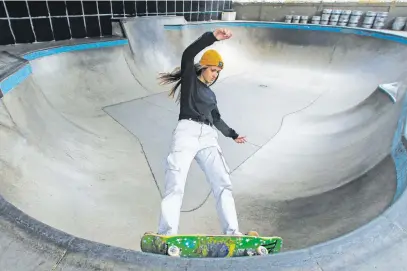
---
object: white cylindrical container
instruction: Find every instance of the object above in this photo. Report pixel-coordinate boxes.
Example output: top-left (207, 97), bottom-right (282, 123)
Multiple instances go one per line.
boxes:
top-left (312, 16), bottom-right (321, 24)
top-left (339, 14), bottom-right (350, 23)
top-left (392, 17), bottom-right (407, 30)
top-left (320, 20), bottom-right (329, 25)
top-left (373, 22), bottom-right (385, 29)
top-left (374, 16), bottom-right (387, 23)
top-left (373, 15), bottom-right (387, 29)
top-left (329, 20), bottom-right (338, 26)
top-left (352, 10), bottom-right (363, 16)
top-left (332, 10), bottom-right (342, 15)
top-left (349, 15), bottom-right (361, 24)
top-left (285, 15), bottom-right (293, 23)
top-left (292, 15), bottom-right (301, 23)
top-left (342, 10), bottom-right (352, 16)
top-left (366, 11), bottom-right (377, 17)
top-left (322, 14), bottom-right (331, 21)
top-left (330, 14), bottom-right (340, 22)
top-left (300, 16), bottom-right (309, 24)
top-left (338, 22), bottom-right (347, 26)
top-left (362, 11), bottom-right (376, 28)
top-left (363, 16), bottom-right (375, 25)
top-left (323, 9), bottom-right (332, 14)
top-left (221, 10), bottom-right (236, 21)
top-left (348, 23), bottom-right (358, 27)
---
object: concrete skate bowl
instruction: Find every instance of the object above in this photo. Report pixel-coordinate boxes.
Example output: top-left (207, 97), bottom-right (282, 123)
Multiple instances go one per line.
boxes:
top-left (0, 19), bottom-right (407, 270)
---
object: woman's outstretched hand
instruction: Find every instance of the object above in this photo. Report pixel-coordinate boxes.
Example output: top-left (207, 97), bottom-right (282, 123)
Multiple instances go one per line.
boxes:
top-left (234, 136), bottom-right (247, 144)
top-left (213, 28), bottom-right (233, 41)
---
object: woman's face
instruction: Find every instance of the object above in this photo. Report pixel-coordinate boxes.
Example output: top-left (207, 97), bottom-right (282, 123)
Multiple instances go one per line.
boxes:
top-left (201, 66), bottom-right (222, 84)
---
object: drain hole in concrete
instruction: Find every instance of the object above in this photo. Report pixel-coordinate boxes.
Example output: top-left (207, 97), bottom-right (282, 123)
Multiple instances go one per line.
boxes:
top-left (259, 84), bottom-right (268, 88)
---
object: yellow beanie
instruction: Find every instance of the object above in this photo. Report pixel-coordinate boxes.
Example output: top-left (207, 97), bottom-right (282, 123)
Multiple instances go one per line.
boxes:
top-left (199, 49), bottom-right (224, 69)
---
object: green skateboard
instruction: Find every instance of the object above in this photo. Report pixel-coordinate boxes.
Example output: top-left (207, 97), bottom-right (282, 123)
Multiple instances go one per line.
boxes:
top-left (140, 231), bottom-right (283, 258)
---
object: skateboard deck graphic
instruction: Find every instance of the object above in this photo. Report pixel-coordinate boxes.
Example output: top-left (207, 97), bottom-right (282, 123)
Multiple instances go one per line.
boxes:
top-left (140, 232), bottom-right (283, 258)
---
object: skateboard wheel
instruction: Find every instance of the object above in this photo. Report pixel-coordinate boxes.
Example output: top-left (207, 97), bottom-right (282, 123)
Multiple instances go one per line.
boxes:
top-left (167, 245), bottom-right (180, 257)
top-left (246, 231), bottom-right (259, 237)
top-left (256, 246), bottom-right (268, 255)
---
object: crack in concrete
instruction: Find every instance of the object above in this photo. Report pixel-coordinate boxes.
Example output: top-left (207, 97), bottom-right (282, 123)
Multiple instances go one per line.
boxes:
top-left (50, 238), bottom-right (75, 271)
top-left (230, 88), bottom-right (327, 175)
top-left (309, 248), bottom-right (325, 271)
top-left (1, 99), bottom-right (24, 137)
top-left (316, 260), bottom-right (325, 271)
top-left (103, 109), bottom-right (163, 202)
top-left (51, 248), bottom-right (68, 271)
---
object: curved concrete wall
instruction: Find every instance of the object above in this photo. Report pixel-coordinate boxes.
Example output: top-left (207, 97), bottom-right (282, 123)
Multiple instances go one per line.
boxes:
top-left (0, 22), bottom-right (406, 270)
top-left (161, 22), bottom-right (407, 201)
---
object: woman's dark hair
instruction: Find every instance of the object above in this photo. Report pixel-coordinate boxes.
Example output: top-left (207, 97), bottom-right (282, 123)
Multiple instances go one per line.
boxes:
top-left (157, 63), bottom-right (219, 103)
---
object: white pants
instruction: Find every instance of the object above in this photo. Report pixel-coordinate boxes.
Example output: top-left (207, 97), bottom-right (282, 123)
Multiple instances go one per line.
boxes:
top-left (157, 119), bottom-right (240, 235)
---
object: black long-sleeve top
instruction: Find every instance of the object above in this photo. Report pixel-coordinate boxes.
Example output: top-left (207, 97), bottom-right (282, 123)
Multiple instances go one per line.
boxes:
top-left (178, 31), bottom-right (239, 140)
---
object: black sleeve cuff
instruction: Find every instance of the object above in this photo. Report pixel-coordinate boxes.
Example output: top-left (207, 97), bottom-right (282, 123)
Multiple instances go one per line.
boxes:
top-left (206, 31), bottom-right (219, 42)
top-left (210, 31), bottom-right (219, 41)
top-left (230, 129), bottom-right (239, 140)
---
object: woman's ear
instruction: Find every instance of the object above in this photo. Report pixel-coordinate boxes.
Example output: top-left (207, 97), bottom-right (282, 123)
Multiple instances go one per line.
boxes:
top-left (196, 66), bottom-right (207, 75)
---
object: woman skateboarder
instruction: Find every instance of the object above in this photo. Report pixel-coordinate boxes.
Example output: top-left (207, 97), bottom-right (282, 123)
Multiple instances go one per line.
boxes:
top-left (156, 28), bottom-right (247, 236)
